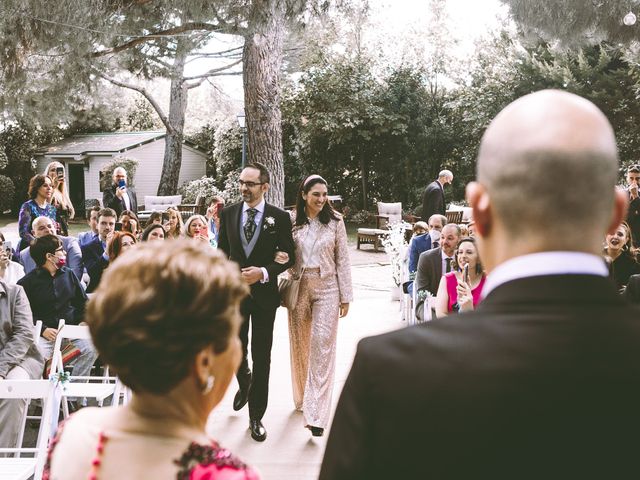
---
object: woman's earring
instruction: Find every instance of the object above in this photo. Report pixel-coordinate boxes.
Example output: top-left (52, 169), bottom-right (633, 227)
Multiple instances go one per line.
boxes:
top-left (201, 375), bottom-right (214, 395)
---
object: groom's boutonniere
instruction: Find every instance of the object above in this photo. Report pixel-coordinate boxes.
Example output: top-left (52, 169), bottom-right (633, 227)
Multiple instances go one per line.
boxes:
top-left (263, 216), bottom-right (276, 231)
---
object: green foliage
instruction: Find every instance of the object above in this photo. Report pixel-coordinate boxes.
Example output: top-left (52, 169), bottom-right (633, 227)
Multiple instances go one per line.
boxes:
top-left (186, 124), bottom-right (218, 177)
top-left (500, 0), bottom-right (639, 48)
top-left (0, 175), bottom-right (15, 213)
top-left (0, 123), bottom-right (64, 212)
top-left (99, 156), bottom-right (139, 191)
top-left (211, 119), bottom-right (243, 186)
top-left (125, 96), bottom-right (163, 132)
top-left (223, 169), bottom-right (242, 204)
top-left (178, 176), bottom-right (226, 204)
top-left (0, 147), bottom-right (7, 171)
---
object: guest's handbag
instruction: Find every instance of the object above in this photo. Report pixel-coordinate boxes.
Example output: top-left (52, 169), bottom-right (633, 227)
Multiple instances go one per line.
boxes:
top-left (43, 342), bottom-right (81, 378)
top-left (278, 232), bottom-right (319, 310)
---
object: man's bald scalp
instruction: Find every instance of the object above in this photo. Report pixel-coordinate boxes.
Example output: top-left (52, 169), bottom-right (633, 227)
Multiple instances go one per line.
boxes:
top-left (476, 90), bottom-right (618, 242)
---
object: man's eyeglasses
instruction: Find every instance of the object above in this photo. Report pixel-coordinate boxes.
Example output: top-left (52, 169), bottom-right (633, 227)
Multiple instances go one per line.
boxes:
top-left (238, 180), bottom-right (263, 188)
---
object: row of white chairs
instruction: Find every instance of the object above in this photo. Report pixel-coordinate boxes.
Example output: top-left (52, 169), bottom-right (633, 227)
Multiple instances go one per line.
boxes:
top-left (0, 320), bottom-right (129, 480)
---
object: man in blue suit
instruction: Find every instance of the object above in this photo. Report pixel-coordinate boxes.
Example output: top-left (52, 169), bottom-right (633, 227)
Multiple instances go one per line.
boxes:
top-left (81, 208), bottom-right (116, 293)
top-left (406, 214), bottom-right (446, 295)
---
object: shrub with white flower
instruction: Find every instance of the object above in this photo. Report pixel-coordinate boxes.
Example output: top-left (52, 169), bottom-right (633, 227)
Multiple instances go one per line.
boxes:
top-left (381, 222), bottom-right (410, 287)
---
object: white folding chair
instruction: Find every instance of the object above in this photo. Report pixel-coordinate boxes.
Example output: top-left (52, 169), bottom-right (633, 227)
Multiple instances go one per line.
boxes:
top-left (50, 320), bottom-right (118, 418)
top-left (14, 322), bottom-right (44, 454)
top-left (0, 380), bottom-right (58, 480)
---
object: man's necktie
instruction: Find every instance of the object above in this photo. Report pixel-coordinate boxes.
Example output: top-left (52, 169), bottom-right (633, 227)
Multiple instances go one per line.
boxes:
top-left (244, 208), bottom-right (258, 242)
top-left (445, 257), bottom-right (452, 273)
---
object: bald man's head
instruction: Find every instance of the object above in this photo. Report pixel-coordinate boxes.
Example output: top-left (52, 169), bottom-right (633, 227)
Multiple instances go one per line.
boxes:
top-left (32, 216), bottom-right (56, 238)
top-left (470, 90), bottom-right (621, 255)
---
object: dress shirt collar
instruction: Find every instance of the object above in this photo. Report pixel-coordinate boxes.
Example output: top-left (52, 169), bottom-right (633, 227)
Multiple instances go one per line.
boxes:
top-left (441, 249), bottom-right (453, 261)
top-left (482, 251), bottom-right (609, 299)
top-left (243, 199), bottom-right (265, 215)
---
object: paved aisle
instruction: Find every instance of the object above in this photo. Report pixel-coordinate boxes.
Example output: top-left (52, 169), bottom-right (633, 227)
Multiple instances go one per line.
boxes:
top-left (207, 250), bottom-right (403, 480)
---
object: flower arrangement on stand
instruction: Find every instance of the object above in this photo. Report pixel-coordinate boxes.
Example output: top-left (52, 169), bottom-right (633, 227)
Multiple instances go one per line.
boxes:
top-left (381, 222), bottom-right (410, 300)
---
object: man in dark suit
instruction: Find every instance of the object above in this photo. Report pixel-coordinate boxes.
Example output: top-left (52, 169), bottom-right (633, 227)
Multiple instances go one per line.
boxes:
top-left (421, 169), bottom-right (452, 221)
top-left (102, 167), bottom-right (138, 217)
top-left (414, 223), bottom-right (460, 321)
top-left (218, 163), bottom-right (295, 442)
top-left (320, 90), bottom-right (639, 479)
top-left (81, 208), bottom-right (116, 293)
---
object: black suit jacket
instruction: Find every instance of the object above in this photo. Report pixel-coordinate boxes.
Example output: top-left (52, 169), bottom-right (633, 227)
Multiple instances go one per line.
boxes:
top-left (421, 180), bottom-right (445, 221)
top-left (81, 237), bottom-right (109, 293)
top-left (218, 201), bottom-right (295, 310)
top-left (320, 274), bottom-right (640, 479)
top-left (102, 184), bottom-right (138, 217)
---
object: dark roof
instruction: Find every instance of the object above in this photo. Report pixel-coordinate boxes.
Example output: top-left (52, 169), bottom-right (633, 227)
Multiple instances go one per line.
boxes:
top-left (37, 132), bottom-right (208, 156)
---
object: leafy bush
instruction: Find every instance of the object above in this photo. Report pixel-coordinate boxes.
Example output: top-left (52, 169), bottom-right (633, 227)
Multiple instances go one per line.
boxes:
top-left (99, 156), bottom-right (138, 191)
top-left (223, 169), bottom-right (241, 204)
top-left (0, 175), bottom-right (15, 213)
top-left (346, 210), bottom-right (375, 225)
top-left (178, 176), bottom-right (226, 205)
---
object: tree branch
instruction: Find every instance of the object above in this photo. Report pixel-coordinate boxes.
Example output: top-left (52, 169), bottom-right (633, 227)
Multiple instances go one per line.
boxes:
top-left (93, 69), bottom-right (173, 133)
top-left (186, 69), bottom-right (243, 89)
top-left (181, 58), bottom-right (242, 82)
top-left (91, 22), bottom-right (221, 58)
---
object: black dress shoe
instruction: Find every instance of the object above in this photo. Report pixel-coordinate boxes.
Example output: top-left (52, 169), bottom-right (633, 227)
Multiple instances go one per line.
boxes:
top-left (233, 388), bottom-right (250, 411)
top-left (308, 426), bottom-right (324, 437)
top-left (249, 419), bottom-right (267, 442)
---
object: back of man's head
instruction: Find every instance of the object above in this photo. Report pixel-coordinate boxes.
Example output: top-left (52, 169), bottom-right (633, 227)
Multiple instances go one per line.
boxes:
top-left (467, 90), bottom-right (624, 268)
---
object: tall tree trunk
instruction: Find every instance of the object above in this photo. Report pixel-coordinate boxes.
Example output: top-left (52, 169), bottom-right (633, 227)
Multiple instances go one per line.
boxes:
top-left (157, 40), bottom-right (188, 195)
top-left (243, 0), bottom-right (286, 207)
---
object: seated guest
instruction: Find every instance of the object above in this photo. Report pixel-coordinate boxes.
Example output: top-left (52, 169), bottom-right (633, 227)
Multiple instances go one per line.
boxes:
top-left (106, 232), bottom-right (137, 261)
top-left (145, 211), bottom-right (163, 228)
top-left (459, 223), bottom-right (469, 237)
top-left (164, 206), bottom-right (183, 239)
top-left (17, 235), bottom-right (97, 379)
top-left (408, 214), bottom-right (446, 275)
top-left (467, 220), bottom-right (476, 237)
top-left (119, 209), bottom-right (141, 238)
top-left (205, 196), bottom-right (225, 244)
top-left (81, 208), bottom-right (116, 293)
top-left (0, 279), bottom-right (44, 449)
top-left (140, 223), bottom-right (166, 242)
top-left (19, 216), bottom-right (84, 281)
top-left (320, 90), bottom-right (640, 480)
top-left (411, 221), bottom-right (428, 238)
top-left (44, 240), bottom-right (258, 479)
top-left (435, 237), bottom-right (486, 317)
top-left (77, 206), bottom-right (100, 248)
top-left (604, 222), bottom-right (640, 291)
top-left (0, 242), bottom-right (25, 284)
top-left (414, 223), bottom-right (461, 321)
top-left (185, 214), bottom-right (215, 247)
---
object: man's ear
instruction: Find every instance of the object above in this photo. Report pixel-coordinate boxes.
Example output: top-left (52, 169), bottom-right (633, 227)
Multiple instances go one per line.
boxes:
top-left (607, 187), bottom-right (629, 235)
top-left (466, 182), bottom-right (492, 238)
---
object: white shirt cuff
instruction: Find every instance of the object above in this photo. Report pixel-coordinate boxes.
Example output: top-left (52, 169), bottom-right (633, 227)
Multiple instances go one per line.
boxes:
top-left (260, 267), bottom-right (269, 284)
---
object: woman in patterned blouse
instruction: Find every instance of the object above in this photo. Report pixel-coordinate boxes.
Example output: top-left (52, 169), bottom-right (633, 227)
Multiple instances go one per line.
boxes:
top-left (44, 240), bottom-right (259, 480)
top-left (17, 174), bottom-right (58, 251)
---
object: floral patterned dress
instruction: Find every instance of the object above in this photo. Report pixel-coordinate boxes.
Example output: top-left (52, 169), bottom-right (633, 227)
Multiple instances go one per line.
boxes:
top-left (17, 199), bottom-right (58, 249)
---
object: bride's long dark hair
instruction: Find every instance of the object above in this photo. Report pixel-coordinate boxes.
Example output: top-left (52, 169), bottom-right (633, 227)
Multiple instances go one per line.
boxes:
top-left (294, 175), bottom-right (340, 227)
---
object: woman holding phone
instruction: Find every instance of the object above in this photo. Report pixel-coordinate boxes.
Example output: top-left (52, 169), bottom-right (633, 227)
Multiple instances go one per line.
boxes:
top-left (44, 161), bottom-right (75, 236)
top-left (435, 237), bottom-right (486, 317)
top-left (205, 196), bottom-right (225, 245)
top-left (184, 214), bottom-right (216, 248)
